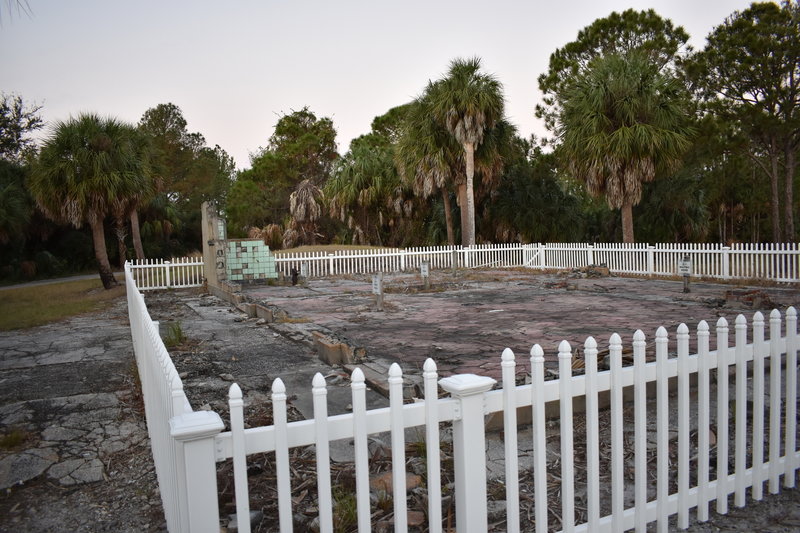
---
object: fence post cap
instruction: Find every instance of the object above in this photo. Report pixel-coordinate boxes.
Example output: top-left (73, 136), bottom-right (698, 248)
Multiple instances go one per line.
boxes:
top-left (229, 383), bottom-right (242, 400)
top-left (169, 410), bottom-right (224, 442)
top-left (438, 374), bottom-right (496, 397)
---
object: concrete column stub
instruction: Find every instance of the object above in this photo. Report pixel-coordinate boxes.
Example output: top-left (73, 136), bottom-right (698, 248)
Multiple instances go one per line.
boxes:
top-left (201, 201), bottom-right (228, 288)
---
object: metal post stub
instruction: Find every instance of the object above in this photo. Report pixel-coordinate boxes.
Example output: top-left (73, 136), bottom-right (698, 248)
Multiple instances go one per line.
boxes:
top-left (372, 273), bottom-right (384, 311)
top-left (678, 255), bottom-right (692, 293)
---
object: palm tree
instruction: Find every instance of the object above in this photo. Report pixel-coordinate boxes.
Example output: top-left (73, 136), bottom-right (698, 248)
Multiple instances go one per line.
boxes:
top-left (427, 57), bottom-right (505, 246)
top-left (326, 142), bottom-right (402, 245)
top-left (111, 131), bottom-right (156, 267)
top-left (395, 98), bottom-right (462, 245)
top-left (283, 179), bottom-right (323, 248)
top-left (557, 53), bottom-right (693, 242)
top-left (123, 129), bottom-right (157, 260)
top-left (29, 113), bottom-right (145, 288)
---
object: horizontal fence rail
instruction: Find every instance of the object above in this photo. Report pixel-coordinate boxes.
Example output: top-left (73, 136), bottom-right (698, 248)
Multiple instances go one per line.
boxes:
top-left (129, 257), bottom-right (205, 290)
top-left (125, 263), bottom-right (799, 532)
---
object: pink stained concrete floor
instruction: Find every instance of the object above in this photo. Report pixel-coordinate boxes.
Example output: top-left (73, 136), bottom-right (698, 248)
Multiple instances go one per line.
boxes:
top-left (243, 269), bottom-right (800, 381)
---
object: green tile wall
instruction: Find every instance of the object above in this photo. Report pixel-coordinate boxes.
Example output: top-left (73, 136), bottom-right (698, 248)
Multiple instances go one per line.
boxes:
top-left (225, 239), bottom-right (278, 281)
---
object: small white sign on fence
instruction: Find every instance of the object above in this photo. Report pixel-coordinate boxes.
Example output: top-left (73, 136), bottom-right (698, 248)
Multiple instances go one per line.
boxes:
top-left (678, 258), bottom-right (692, 276)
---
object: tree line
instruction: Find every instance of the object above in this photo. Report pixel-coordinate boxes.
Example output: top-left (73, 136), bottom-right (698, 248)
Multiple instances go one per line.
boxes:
top-left (0, 1), bottom-right (797, 286)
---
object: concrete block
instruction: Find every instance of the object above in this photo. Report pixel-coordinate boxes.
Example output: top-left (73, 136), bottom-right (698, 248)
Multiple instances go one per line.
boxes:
top-left (255, 305), bottom-right (273, 322)
top-left (313, 331), bottom-right (364, 366)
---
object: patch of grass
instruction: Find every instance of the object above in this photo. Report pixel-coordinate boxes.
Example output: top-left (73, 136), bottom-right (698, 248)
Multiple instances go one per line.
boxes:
top-left (163, 322), bottom-right (187, 348)
top-left (277, 316), bottom-right (310, 324)
top-left (0, 428), bottom-right (31, 450)
top-left (332, 487), bottom-right (358, 532)
top-left (0, 278), bottom-right (125, 331)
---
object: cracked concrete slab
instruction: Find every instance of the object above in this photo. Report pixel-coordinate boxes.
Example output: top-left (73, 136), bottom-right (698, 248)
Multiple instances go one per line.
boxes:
top-left (242, 270), bottom-right (800, 381)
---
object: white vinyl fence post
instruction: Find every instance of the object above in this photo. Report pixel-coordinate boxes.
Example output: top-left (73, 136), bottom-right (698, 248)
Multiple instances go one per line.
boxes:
top-left (647, 246), bottom-right (655, 276)
top-left (164, 261), bottom-right (171, 289)
top-left (587, 244), bottom-right (595, 266)
top-left (170, 410), bottom-right (225, 533)
top-left (722, 246), bottom-right (731, 279)
top-left (439, 373), bottom-right (496, 533)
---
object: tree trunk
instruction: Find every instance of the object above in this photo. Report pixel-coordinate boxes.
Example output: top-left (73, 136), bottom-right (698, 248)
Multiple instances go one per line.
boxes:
top-left (464, 142), bottom-right (476, 246)
top-left (457, 183), bottom-right (468, 246)
top-left (441, 189), bottom-right (455, 245)
top-left (769, 139), bottom-right (782, 242)
top-left (130, 209), bottom-right (145, 260)
top-left (90, 217), bottom-right (118, 289)
top-left (621, 202), bottom-right (635, 243)
top-left (115, 218), bottom-right (128, 270)
top-left (784, 143), bottom-right (795, 240)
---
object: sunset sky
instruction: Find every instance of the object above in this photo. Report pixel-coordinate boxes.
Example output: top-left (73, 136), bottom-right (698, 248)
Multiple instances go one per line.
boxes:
top-left (1, 0), bottom-right (754, 168)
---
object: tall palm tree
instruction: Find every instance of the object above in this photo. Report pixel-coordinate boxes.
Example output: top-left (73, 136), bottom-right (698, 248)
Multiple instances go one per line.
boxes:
top-left (29, 113), bottom-right (145, 288)
top-left (123, 129), bottom-right (157, 260)
top-left (395, 97), bottom-right (462, 245)
top-left (111, 130), bottom-right (156, 266)
top-left (427, 57), bottom-right (505, 246)
top-left (557, 53), bottom-right (693, 242)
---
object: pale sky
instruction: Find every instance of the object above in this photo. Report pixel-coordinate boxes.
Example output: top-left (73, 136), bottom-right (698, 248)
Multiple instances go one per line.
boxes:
top-left (1, 0), bottom-right (754, 169)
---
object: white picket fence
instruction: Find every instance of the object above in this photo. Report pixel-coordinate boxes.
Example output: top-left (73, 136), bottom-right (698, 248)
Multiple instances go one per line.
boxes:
top-left (125, 262), bottom-right (211, 533)
top-left (273, 242), bottom-right (530, 278)
top-left (124, 264), bottom-right (800, 533)
top-left (539, 242), bottom-right (800, 282)
top-left (274, 242), bottom-right (800, 282)
top-left (129, 257), bottom-right (205, 290)
top-left (129, 243), bottom-right (800, 289)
